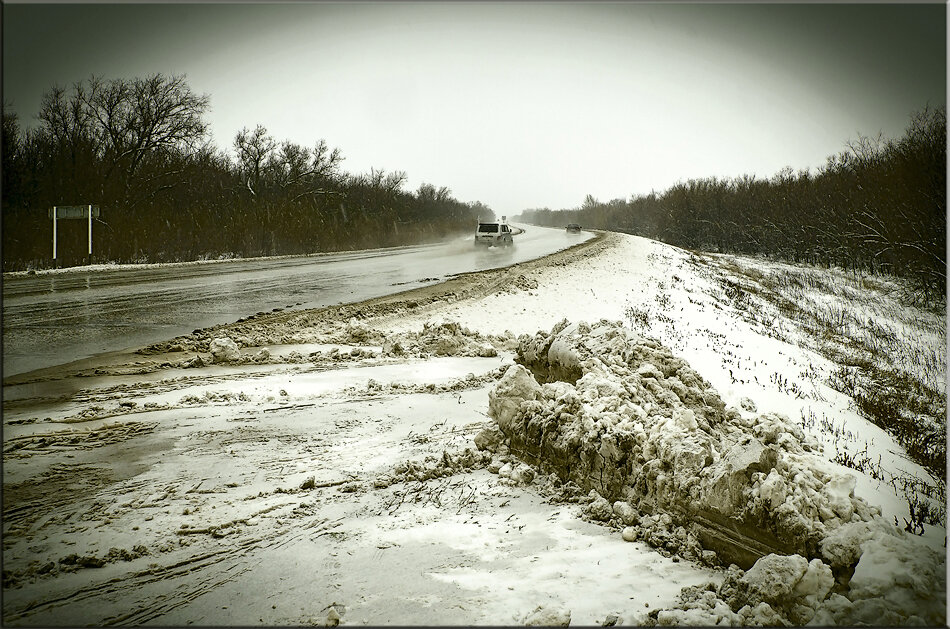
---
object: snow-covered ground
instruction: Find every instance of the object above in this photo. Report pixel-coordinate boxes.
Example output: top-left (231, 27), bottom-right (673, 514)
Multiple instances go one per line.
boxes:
top-left (2, 231), bottom-right (945, 626)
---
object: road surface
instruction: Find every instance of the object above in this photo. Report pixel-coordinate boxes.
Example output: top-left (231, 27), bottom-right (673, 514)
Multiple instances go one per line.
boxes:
top-left (3, 225), bottom-right (592, 376)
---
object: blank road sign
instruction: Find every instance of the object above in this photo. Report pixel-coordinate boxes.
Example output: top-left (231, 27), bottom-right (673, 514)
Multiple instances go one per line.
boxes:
top-left (48, 206), bottom-right (100, 219)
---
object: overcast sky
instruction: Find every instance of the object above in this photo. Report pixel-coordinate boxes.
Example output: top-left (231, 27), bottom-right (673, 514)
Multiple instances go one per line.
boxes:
top-left (3, 2), bottom-right (946, 215)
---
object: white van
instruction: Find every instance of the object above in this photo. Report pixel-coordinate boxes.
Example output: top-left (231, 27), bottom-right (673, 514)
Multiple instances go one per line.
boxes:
top-left (474, 220), bottom-right (513, 247)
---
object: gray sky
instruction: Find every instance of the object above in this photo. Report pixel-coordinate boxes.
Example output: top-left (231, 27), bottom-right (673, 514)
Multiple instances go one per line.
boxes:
top-left (3, 2), bottom-right (946, 215)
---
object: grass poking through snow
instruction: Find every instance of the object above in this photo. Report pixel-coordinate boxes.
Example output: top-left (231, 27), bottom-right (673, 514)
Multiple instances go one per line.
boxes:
top-left (689, 251), bottom-right (946, 530)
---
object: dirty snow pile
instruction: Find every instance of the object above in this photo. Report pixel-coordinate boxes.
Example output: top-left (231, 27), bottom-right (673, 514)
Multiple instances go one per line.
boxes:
top-left (173, 319), bottom-right (509, 370)
top-left (479, 319), bottom-right (945, 626)
top-left (370, 320), bottom-right (506, 359)
top-left (374, 446), bottom-right (494, 489)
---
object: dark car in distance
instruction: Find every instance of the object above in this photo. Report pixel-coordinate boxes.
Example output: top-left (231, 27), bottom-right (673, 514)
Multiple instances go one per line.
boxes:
top-left (566, 223), bottom-right (582, 233)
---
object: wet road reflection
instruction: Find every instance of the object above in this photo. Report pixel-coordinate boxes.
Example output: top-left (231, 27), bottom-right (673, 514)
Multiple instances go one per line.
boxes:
top-left (3, 225), bottom-right (593, 376)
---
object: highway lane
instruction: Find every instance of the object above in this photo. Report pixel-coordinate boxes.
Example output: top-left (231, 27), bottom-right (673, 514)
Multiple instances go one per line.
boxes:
top-left (2, 225), bottom-right (593, 376)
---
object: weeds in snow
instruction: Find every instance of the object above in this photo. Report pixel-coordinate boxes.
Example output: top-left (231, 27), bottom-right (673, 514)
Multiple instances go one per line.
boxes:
top-left (901, 492), bottom-right (946, 534)
top-left (625, 305), bottom-right (651, 333)
top-left (798, 408), bottom-right (860, 447)
top-left (831, 445), bottom-right (885, 483)
top-left (693, 252), bottom-right (946, 526)
top-left (831, 365), bottom-right (946, 476)
top-left (771, 372), bottom-right (807, 399)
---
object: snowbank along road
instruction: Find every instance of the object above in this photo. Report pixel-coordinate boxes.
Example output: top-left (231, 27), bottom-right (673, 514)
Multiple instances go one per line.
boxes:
top-left (2, 224), bottom-right (592, 377)
top-left (2, 231), bottom-right (945, 626)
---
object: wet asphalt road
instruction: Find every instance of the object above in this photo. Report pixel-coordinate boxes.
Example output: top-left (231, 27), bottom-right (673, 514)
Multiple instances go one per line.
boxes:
top-left (3, 225), bottom-right (593, 376)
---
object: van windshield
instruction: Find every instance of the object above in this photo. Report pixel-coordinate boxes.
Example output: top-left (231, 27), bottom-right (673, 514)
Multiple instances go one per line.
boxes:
top-left (478, 224), bottom-right (499, 233)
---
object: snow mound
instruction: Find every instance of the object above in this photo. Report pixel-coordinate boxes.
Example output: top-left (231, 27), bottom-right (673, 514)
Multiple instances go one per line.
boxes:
top-left (493, 460), bottom-right (537, 486)
top-left (815, 527), bottom-right (947, 626)
top-left (488, 319), bottom-right (945, 624)
top-left (340, 319), bottom-right (504, 359)
top-left (523, 604), bottom-right (571, 626)
top-left (395, 320), bottom-right (499, 358)
top-left (376, 447), bottom-right (492, 488)
top-left (346, 317), bottom-right (385, 344)
top-left (733, 554), bottom-right (833, 622)
top-left (209, 336), bottom-right (241, 363)
top-left (649, 540), bottom-right (945, 627)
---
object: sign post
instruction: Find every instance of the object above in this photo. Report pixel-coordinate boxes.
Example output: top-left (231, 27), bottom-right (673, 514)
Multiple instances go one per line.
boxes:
top-left (49, 205), bottom-right (100, 264)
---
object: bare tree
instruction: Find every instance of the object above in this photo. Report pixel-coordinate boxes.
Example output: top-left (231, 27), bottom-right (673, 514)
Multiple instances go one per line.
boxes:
top-left (37, 74), bottom-right (210, 209)
top-left (234, 124), bottom-right (277, 197)
top-left (38, 84), bottom-right (93, 150)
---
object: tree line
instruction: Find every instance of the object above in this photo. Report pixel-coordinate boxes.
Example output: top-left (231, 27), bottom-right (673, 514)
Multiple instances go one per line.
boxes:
top-left (2, 74), bottom-right (493, 269)
top-left (520, 107), bottom-right (946, 299)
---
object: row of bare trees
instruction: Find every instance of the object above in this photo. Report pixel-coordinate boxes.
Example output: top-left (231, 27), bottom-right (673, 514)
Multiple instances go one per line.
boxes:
top-left (2, 74), bottom-right (493, 269)
top-left (520, 107), bottom-right (946, 299)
